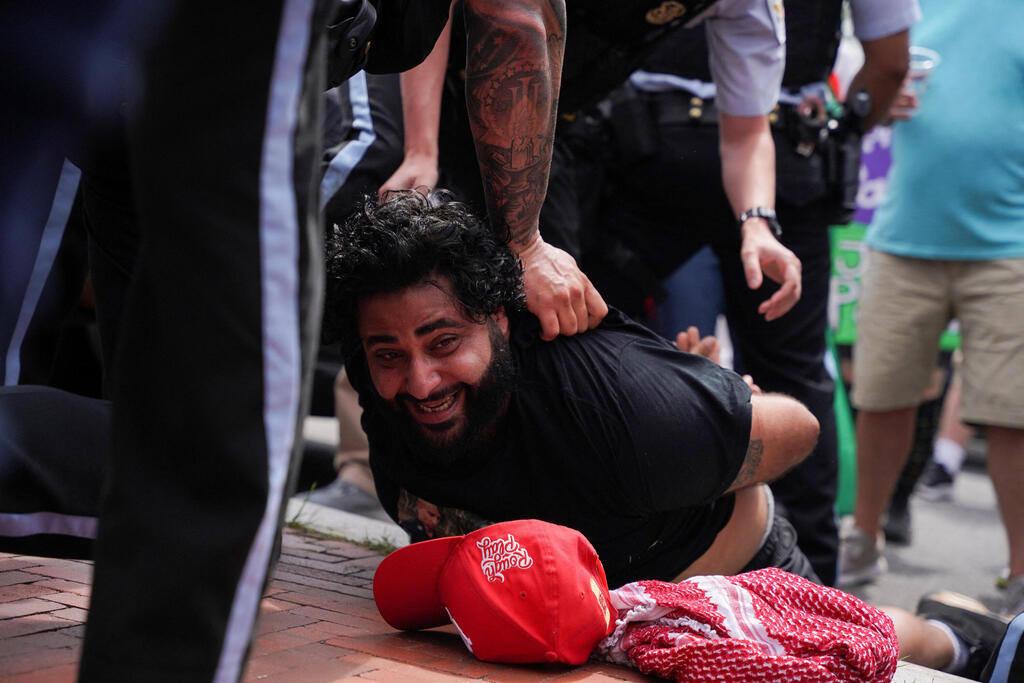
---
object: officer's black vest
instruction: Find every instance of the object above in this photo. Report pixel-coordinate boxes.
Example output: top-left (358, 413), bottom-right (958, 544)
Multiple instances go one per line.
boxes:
top-left (559, 0), bottom-right (721, 113)
top-left (641, 0), bottom-right (844, 90)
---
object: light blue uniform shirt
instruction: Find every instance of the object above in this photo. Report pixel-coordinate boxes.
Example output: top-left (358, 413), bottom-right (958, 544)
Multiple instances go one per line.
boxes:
top-left (633, 0), bottom-right (921, 114)
top-left (631, 0), bottom-right (786, 117)
top-left (867, 0), bottom-right (1024, 260)
top-left (850, 0), bottom-right (921, 42)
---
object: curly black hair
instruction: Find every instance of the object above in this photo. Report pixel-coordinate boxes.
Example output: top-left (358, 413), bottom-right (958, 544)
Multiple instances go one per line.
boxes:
top-left (323, 190), bottom-right (525, 354)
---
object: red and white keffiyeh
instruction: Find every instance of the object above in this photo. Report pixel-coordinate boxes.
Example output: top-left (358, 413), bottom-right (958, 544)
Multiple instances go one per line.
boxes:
top-left (595, 568), bottom-right (898, 682)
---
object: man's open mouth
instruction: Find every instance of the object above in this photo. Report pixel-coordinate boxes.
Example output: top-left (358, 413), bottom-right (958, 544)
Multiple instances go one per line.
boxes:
top-left (404, 387), bottom-right (462, 427)
top-left (414, 391), bottom-right (457, 413)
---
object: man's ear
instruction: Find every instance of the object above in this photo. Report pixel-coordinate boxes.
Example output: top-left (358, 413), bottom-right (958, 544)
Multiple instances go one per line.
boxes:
top-left (493, 306), bottom-right (510, 339)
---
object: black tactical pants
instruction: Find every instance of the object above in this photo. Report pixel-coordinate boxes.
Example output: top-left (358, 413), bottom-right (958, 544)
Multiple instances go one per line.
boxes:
top-left (584, 102), bottom-right (840, 587)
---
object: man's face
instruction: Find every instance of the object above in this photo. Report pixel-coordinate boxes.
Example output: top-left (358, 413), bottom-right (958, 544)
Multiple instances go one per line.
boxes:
top-left (358, 276), bottom-right (513, 465)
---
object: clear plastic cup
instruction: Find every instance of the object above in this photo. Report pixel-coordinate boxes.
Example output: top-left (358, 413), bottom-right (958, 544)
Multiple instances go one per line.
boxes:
top-left (891, 46), bottom-right (941, 120)
top-left (907, 46), bottom-right (941, 95)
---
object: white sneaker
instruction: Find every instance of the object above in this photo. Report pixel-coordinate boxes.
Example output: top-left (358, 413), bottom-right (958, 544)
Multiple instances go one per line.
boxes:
top-left (837, 524), bottom-right (887, 588)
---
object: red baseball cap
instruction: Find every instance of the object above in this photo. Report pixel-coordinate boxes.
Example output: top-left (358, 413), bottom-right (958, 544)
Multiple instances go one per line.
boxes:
top-left (372, 519), bottom-right (615, 665)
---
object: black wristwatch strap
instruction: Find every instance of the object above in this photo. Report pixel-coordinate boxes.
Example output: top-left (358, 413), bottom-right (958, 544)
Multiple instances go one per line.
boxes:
top-left (738, 206), bottom-right (783, 237)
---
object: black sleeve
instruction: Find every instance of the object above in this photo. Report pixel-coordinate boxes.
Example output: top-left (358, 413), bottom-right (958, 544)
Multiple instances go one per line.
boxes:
top-left (616, 340), bottom-right (752, 510)
top-left (364, 0), bottom-right (451, 74)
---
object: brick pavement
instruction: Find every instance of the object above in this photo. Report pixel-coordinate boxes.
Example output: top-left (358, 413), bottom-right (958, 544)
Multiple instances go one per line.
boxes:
top-left (0, 527), bottom-right (649, 682)
top-left (0, 526), bottom-right (965, 682)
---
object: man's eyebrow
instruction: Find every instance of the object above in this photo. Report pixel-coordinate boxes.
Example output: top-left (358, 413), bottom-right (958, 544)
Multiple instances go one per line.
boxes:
top-left (414, 317), bottom-right (464, 337)
top-left (363, 317), bottom-right (464, 347)
top-left (364, 333), bottom-right (397, 347)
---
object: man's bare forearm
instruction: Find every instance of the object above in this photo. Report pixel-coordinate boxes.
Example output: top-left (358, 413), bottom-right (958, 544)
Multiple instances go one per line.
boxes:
top-left (462, 0), bottom-right (565, 248)
top-left (719, 113), bottom-right (776, 219)
top-left (847, 30), bottom-right (911, 130)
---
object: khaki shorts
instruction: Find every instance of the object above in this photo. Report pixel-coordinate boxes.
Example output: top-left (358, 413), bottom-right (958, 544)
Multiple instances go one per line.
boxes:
top-left (851, 250), bottom-right (1024, 428)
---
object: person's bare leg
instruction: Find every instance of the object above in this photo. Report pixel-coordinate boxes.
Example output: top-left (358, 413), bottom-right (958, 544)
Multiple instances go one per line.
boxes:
top-left (937, 376), bottom-right (971, 449)
top-left (881, 606), bottom-right (954, 671)
top-left (986, 426), bottom-right (1024, 580)
top-left (853, 407), bottom-right (918, 536)
top-left (334, 369), bottom-right (376, 495)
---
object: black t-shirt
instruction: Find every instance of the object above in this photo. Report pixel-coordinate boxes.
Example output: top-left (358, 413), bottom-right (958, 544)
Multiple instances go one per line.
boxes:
top-left (348, 308), bottom-right (752, 587)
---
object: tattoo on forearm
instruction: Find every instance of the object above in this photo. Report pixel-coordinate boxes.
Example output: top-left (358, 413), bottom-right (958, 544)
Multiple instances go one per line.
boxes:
top-left (735, 439), bottom-right (764, 487)
top-left (397, 490), bottom-right (493, 543)
top-left (463, 0), bottom-right (565, 247)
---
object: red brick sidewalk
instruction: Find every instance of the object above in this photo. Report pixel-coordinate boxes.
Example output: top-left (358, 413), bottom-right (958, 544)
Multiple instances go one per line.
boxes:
top-left (0, 528), bottom-right (648, 682)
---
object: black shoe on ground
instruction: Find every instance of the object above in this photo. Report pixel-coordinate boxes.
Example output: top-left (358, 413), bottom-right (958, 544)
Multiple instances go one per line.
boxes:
top-left (917, 590), bottom-right (1009, 681)
top-left (883, 496), bottom-right (912, 545)
top-left (916, 460), bottom-right (956, 502)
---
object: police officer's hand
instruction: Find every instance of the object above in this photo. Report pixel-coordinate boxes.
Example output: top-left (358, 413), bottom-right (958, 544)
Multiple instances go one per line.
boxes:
top-left (518, 236), bottom-right (608, 341)
top-left (378, 153), bottom-right (440, 199)
top-left (739, 220), bottom-right (802, 321)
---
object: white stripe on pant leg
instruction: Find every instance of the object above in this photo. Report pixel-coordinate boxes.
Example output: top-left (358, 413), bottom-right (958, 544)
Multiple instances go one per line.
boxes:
top-left (4, 160), bottom-right (81, 386)
top-left (214, 0), bottom-right (313, 680)
top-left (0, 512), bottom-right (98, 538)
top-left (991, 613), bottom-right (1024, 683)
top-left (319, 70), bottom-right (377, 210)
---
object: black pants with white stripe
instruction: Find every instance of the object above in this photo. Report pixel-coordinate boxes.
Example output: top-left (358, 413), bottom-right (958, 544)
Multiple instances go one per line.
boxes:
top-left (57, 2), bottom-right (328, 681)
top-left (0, 387), bottom-right (106, 559)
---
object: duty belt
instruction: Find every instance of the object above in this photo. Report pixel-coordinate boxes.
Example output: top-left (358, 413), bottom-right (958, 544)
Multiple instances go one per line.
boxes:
top-left (646, 90), bottom-right (793, 129)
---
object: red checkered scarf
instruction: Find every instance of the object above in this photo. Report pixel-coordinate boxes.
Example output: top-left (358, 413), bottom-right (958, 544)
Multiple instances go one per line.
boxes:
top-left (595, 568), bottom-right (898, 682)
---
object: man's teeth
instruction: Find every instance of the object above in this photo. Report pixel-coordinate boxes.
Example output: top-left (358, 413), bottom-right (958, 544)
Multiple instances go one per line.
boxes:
top-left (417, 392), bottom-right (457, 413)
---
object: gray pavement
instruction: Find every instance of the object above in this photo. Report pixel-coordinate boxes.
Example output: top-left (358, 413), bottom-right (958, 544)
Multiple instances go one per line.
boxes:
top-left (844, 461), bottom-right (1008, 615)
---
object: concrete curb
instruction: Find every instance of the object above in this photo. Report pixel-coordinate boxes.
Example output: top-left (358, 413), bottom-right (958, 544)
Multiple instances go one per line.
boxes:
top-left (285, 497), bottom-right (409, 550)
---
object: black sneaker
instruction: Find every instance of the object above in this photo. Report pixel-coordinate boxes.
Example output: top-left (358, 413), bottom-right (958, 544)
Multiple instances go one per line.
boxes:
top-left (917, 590), bottom-right (1009, 680)
top-left (916, 460), bottom-right (956, 502)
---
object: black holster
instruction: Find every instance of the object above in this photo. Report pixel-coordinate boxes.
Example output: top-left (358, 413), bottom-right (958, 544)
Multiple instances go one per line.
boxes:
top-left (823, 92), bottom-right (870, 224)
top-left (822, 129), bottom-right (863, 225)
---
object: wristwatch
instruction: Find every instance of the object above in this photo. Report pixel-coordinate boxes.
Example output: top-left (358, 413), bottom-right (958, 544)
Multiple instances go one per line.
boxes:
top-left (738, 206), bottom-right (783, 237)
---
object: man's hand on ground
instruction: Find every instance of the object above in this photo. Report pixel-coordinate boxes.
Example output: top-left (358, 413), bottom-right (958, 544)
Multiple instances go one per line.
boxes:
top-left (518, 237), bottom-right (608, 340)
top-left (739, 219), bottom-right (802, 321)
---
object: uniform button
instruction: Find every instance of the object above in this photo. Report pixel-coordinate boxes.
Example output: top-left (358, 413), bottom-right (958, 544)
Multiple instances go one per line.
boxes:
top-left (348, 37), bottom-right (358, 49)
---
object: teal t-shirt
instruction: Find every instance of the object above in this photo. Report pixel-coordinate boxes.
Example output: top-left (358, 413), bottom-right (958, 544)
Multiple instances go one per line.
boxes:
top-left (867, 0), bottom-right (1024, 260)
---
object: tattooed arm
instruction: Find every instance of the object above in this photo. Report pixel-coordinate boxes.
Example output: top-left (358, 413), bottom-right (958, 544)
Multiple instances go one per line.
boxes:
top-left (726, 393), bottom-right (820, 492)
top-left (462, 0), bottom-right (607, 340)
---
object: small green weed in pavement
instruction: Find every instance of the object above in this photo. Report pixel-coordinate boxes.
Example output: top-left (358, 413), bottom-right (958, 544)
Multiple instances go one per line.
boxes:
top-left (285, 519), bottom-right (398, 555)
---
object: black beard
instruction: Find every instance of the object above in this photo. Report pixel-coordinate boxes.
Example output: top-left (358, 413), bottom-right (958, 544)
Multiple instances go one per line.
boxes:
top-left (374, 322), bottom-right (516, 468)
